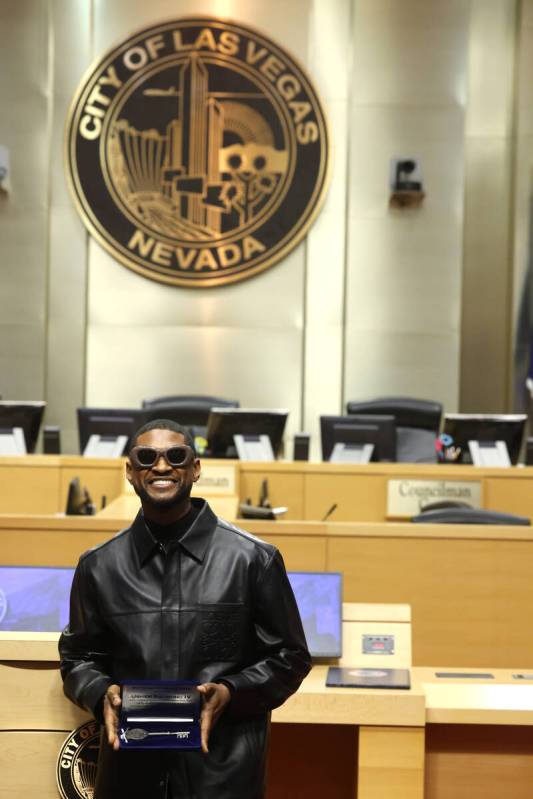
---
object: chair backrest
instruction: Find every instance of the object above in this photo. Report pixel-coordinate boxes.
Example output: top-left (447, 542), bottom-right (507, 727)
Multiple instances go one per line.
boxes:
top-left (346, 397), bottom-right (443, 463)
top-left (346, 396), bottom-right (442, 432)
top-left (141, 396), bottom-right (240, 432)
top-left (142, 395), bottom-right (239, 410)
top-left (411, 507), bottom-right (531, 526)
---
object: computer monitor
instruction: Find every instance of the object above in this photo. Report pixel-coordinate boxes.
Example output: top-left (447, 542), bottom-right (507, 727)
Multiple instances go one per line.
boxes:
top-left (0, 565), bottom-right (343, 654)
top-left (206, 408), bottom-right (289, 458)
top-left (142, 404), bottom-right (211, 439)
top-left (320, 414), bottom-right (396, 462)
top-left (77, 407), bottom-right (143, 455)
top-left (288, 571), bottom-right (342, 658)
top-left (0, 401), bottom-right (46, 453)
top-left (442, 414), bottom-right (527, 465)
top-left (0, 565), bottom-right (75, 632)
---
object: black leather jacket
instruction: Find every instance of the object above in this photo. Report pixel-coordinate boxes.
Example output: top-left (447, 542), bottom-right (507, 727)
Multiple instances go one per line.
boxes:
top-left (59, 499), bottom-right (311, 799)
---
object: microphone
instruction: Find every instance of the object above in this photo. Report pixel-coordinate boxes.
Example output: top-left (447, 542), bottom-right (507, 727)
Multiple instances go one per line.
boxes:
top-left (322, 503), bottom-right (337, 522)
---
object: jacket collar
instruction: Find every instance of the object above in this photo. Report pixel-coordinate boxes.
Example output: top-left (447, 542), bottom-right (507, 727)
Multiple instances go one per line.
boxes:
top-left (131, 498), bottom-right (218, 566)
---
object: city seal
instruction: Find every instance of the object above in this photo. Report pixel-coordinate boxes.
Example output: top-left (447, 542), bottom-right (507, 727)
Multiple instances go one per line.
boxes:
top-left (56, 720), bottom-right (100, 799)
top-left (66, 17), bottom-right (330, 287)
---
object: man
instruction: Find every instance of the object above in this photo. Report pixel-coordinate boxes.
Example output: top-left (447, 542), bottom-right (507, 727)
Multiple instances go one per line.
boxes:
top-left (59, 419), bottom-right (311, 799)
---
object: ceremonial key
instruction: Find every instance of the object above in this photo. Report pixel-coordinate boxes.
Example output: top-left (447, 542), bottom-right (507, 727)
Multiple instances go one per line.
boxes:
top-left (120, 728), bottom-right (191, 743)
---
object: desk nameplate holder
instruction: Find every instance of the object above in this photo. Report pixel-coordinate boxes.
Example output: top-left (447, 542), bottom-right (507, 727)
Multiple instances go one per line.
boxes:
top-left (387, 478), bottom-right (483, 518)
top-left (435, 672), bottom-right (495, 680)
top-left (119, 681), bottom-right (201, 750)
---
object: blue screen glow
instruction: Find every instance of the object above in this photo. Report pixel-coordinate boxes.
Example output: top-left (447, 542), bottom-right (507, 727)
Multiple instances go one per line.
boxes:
top-left (0, 566), bottom-right (75, 632)
top-left (0, 566), bottom-right (343, 659)
top-left (288, 571), bottom-right (342, 657)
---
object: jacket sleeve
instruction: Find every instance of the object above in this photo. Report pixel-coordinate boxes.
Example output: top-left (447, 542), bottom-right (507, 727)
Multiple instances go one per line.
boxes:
top-left (221, 549), bottom-right (312, 717)
top-left (58, 556), bottom-right (113, 720)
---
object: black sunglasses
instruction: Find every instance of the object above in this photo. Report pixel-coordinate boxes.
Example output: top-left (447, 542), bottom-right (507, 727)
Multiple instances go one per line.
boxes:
top-left (129, 445), bottom-right (195, 469)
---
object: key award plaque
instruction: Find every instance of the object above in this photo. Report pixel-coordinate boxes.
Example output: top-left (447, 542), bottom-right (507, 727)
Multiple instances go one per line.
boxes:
top-left (119, 681), bottom-right (201, 749)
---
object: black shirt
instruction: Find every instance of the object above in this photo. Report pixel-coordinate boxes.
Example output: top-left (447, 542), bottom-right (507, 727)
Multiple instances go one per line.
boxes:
top-left (145, 502), bottom-right (201, 549)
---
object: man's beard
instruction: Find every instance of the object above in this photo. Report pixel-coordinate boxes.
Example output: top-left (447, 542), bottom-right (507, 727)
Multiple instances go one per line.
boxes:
top-left (134, 480), bottom-right (193, 509)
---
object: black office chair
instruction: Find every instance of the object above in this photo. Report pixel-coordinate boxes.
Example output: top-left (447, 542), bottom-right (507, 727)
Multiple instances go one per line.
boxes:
top-left (412, 506), bottom-right (530, 526)
top-left (346, 396), bottom-right (442, 463)
top-left (141, 395), bottom-right (240, 436)
top-left (142, 394), bottom-right (239, 410)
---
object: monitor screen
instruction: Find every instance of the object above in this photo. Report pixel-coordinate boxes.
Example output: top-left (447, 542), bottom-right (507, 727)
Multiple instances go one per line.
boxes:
top-left (0, 566), bottom-right (75, 631)
top-left (0, 566), bottom-right (342, 658)
top-left (443, 414), bottom-right (527, 465)
top-left (320, 414), bottom-right (396, 462)
top-left (0, 401), bottom-right (46, 453)
top-left (288, 571), bottom-right (342, 658)
top-left (77, 407), bottom-right (144, 455)
top-left (206, 408), bottom-right (289, 458)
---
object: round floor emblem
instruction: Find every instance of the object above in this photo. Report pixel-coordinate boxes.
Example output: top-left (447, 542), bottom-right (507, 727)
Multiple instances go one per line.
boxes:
top-left (57, 721), bottom-right (100, 799)
top-left (66, 17), bottom-right (329, 287)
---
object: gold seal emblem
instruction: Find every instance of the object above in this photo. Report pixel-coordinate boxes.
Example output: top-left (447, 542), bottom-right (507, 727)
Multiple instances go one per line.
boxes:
top-left (56, 721), bottom-right (100, 799)
top-left (66, 17), bottom-right (329, 287)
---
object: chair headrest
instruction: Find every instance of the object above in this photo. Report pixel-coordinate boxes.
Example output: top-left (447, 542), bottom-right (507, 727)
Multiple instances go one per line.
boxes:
top-left (346, 397), bottom-right (442, 432)
top-left (411, 507), bottom-right (530, 526)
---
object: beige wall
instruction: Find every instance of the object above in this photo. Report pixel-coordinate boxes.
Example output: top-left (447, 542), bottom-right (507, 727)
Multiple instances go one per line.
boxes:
top-left (0, 1), bottom-right (49, 401)
top-left (0, 0), bottom-right (526, 455)
top-left (513, 0), bottom-right (533, 409)
top-left (461, 0), bottom-right (516, 412)
top-left (344, 0), bottom-right (468, 413)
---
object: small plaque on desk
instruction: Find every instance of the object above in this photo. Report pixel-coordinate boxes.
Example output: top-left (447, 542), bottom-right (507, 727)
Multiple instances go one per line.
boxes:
top-left (387, 479), bottom-right (482, 518)
top-left (435, 672), bottom-right (494, 679)
top-left (362, 634), bottom-right (395, 655)
top-left (119, 681), bottom-right (201, 749)
top-left (326, 667), bottom-right (411, 690)
top-left (194, 463), bottom-right (237, 495)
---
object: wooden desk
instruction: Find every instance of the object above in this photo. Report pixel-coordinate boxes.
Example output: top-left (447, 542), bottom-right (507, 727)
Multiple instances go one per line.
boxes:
top-left (411, 667), bottom-right (533, 799)
top-left (2, 455), bottom-right (533, 522)
top-left (0, 634), bottom-right (425, 799)
top-left (0, 455), bottom-right (125, 515)
top-left (238, 461), bottom-right (533, 522)
top-left (2, 515), bottom-right (533, 668)
top-left (98, 491), bottom-right (240, 524)
top-left (272, 665), bottom-right (425, 799)
top-left (4, 633), bottom-right (533, 799)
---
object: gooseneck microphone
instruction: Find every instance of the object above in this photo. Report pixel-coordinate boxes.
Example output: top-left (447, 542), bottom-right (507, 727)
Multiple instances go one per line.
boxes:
top-left (321, 503), bottom-right (337, 522)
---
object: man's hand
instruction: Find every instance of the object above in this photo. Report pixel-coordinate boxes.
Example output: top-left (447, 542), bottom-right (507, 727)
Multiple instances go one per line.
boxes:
top-left (197, 682), bottom-right (231, 754)
top-left (103, 684), bottom-right (122, 751)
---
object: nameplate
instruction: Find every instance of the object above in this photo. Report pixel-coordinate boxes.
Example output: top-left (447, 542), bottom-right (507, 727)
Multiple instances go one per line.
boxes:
top-left (194, 462), bottom-right (237, 496)
top-left (386, 479), bottom-right (482, 518)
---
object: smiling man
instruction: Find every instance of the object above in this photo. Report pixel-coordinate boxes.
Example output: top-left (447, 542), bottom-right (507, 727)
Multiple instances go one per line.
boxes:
top-left (59, 419), bottom-right (311, 799)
